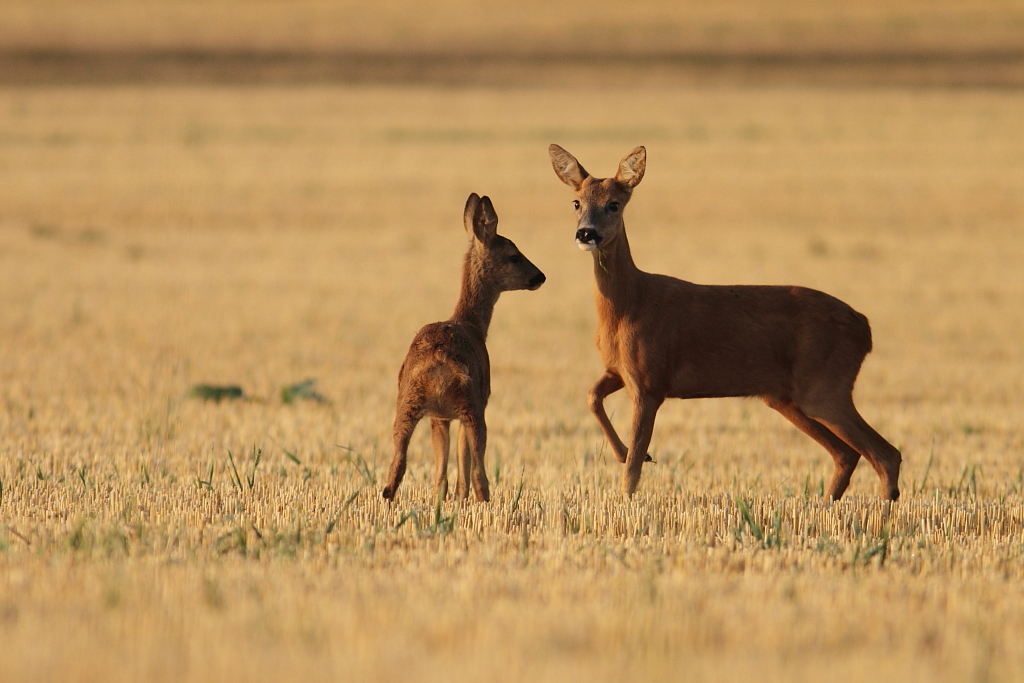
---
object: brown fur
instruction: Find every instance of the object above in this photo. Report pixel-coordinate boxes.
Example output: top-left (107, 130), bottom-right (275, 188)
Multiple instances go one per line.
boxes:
top-left (549, 144), bottom-right (902, 501)
top-left (382, 194), bottom-right (546, 502)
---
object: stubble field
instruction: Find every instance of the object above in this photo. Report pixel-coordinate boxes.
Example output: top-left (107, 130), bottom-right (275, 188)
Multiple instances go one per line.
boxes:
top-left (1, 80), bottom-right (1024, 681)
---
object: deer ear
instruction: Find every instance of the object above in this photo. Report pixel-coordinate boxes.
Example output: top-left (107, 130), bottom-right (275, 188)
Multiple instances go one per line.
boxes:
top-left (463, 193), bottom-right (482, 237)
top-left (549, 144), bottom-right (589, 190)
top-left (615, 146), bottom-right (646, 189)
top-left (472, 195), bottom-right (499, 244)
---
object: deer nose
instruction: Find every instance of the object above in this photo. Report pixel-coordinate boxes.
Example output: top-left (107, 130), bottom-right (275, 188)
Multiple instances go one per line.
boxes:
top-left (576, 228), bottom-right (601, 245)
top-left (527, 272), bottom-right (546, 290)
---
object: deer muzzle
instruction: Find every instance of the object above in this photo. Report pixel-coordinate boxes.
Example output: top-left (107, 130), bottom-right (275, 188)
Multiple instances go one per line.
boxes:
top-left (575, 227), bottom-right (601, 252)
top-left (527, 272), bottom-right (546, 290)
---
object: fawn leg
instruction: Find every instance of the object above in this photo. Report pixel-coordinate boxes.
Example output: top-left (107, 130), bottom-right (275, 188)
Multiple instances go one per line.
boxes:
top-left (455, 422), bottom-right (471, 500)
top-left (383, 407), bottom-right (420, 500)
top-left (430, 418), bottom-right (451, 501)
top-left (462, 414), bottom-right (490, 502)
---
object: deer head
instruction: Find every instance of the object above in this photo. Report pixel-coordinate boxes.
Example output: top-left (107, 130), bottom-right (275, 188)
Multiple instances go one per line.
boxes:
top-left (548, 144), bottom-right (646, 252)
top-left (463, 193), bottom-right (546, 292)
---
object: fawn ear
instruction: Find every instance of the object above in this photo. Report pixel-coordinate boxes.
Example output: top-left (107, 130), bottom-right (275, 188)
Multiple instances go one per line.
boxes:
top-left (615, 146), bottom-right (646, 189)
top-left (472, 195), bottom-right (499, 244)
top-left (463, 193), bottom-right (482, 237)
top-left (549, 144), bottom-right (589, 190)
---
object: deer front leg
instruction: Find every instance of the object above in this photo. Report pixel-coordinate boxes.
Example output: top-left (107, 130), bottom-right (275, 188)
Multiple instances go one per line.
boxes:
top-left (589, 372), bottom-right (655, 465)
top-left (589, 371), bottom-right (628, 462)
top-left (623, 393), bottom-right (662, 496)
top-left (430, 418), bottom-right (451, 501)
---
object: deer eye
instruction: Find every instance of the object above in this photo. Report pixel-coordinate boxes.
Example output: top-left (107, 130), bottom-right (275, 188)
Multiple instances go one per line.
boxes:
top-left (608, 201), bottom-right (620, 213)
top-left (508, 254), bottom-right (523, 265)
top-left (572, 200), bottom-right (580, 210)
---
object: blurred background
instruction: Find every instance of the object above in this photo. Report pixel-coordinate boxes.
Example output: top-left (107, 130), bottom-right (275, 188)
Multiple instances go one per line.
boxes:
top-left (3, 0), bottom-right (1024, 85)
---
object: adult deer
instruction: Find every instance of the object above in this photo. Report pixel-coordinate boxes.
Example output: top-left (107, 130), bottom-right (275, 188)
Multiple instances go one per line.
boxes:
top-left (549, 144), bottom-right (901, 501)
top-left (382, 193), bottom-right (546, 502)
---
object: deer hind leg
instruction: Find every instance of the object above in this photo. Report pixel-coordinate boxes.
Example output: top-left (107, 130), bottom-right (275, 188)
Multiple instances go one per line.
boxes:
top-left (430, 418), bottom-right (451, 501)
top-left (589, 371), bottom-right (628, 463)
top-left (623, 393), bottom-right (663, 496)
top-left (384, 405), bottom-right (421, 500)
top-left (461, 414), bottom-right (490, 502)
top-left (799, 394), bottom-right (902, 501)
top-left (763, 396), bottom-right (861, 500)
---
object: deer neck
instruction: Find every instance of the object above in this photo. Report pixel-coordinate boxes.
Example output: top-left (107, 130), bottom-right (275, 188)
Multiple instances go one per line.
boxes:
top-left (592, 228), bottom-right (642, 314)
top-left (452, 251), bottom-right (499, 338)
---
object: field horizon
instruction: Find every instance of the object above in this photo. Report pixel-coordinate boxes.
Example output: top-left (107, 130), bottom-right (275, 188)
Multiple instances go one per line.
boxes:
top-left (5, 1), bottom-right (1024, 87)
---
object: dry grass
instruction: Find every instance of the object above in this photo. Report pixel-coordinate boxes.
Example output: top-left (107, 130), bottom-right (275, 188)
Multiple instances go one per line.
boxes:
top-left (2, 81), bottom-right (1024, 682)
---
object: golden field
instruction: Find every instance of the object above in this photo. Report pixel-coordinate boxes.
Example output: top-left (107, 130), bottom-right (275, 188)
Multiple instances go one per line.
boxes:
top-left (2, 48), bottom-right (1024, 683)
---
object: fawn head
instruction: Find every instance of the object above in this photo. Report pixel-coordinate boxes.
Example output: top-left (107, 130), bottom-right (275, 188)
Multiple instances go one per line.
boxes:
top-left (463, 193), bottom-right (546, 291)
top-left (548, 144), bottom-right (646, 252)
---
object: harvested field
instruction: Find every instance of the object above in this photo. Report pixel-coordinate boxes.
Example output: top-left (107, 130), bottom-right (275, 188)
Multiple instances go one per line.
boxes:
top-left (2, 4), bottom-right (1024, 681)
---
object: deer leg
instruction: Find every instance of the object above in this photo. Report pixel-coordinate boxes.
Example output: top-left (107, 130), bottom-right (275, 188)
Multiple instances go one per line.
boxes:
top-left (589, 371), bottom-right (649, 463)
top-left (800, 397), bottom-right (902, 501)
top-left (763, 396), bottom-right (861, 500)
top-left (455, 422), bottom-right (471, 500)
top-left (589, 371), bottom-right (627, 463)
top-left (430, 418), bottom-right (451, 501)
top-left (462, 414), bottom-right (490, 502)
top-left (623, 393), bottom-right (662, 496)
top-left (383, 407), bottom-right (420, 501)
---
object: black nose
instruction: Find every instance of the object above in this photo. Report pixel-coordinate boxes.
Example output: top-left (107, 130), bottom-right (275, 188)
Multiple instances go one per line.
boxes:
top-left (528, 272), bottom-right (546, 290)
top-left (576, 228), bottom-right (601, 244)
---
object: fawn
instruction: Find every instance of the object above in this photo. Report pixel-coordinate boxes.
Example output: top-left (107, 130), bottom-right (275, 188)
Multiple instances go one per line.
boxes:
top-left (549, 144), bottom-right (901, 501)
top-left (382, 194), bottom-right (546, 502)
